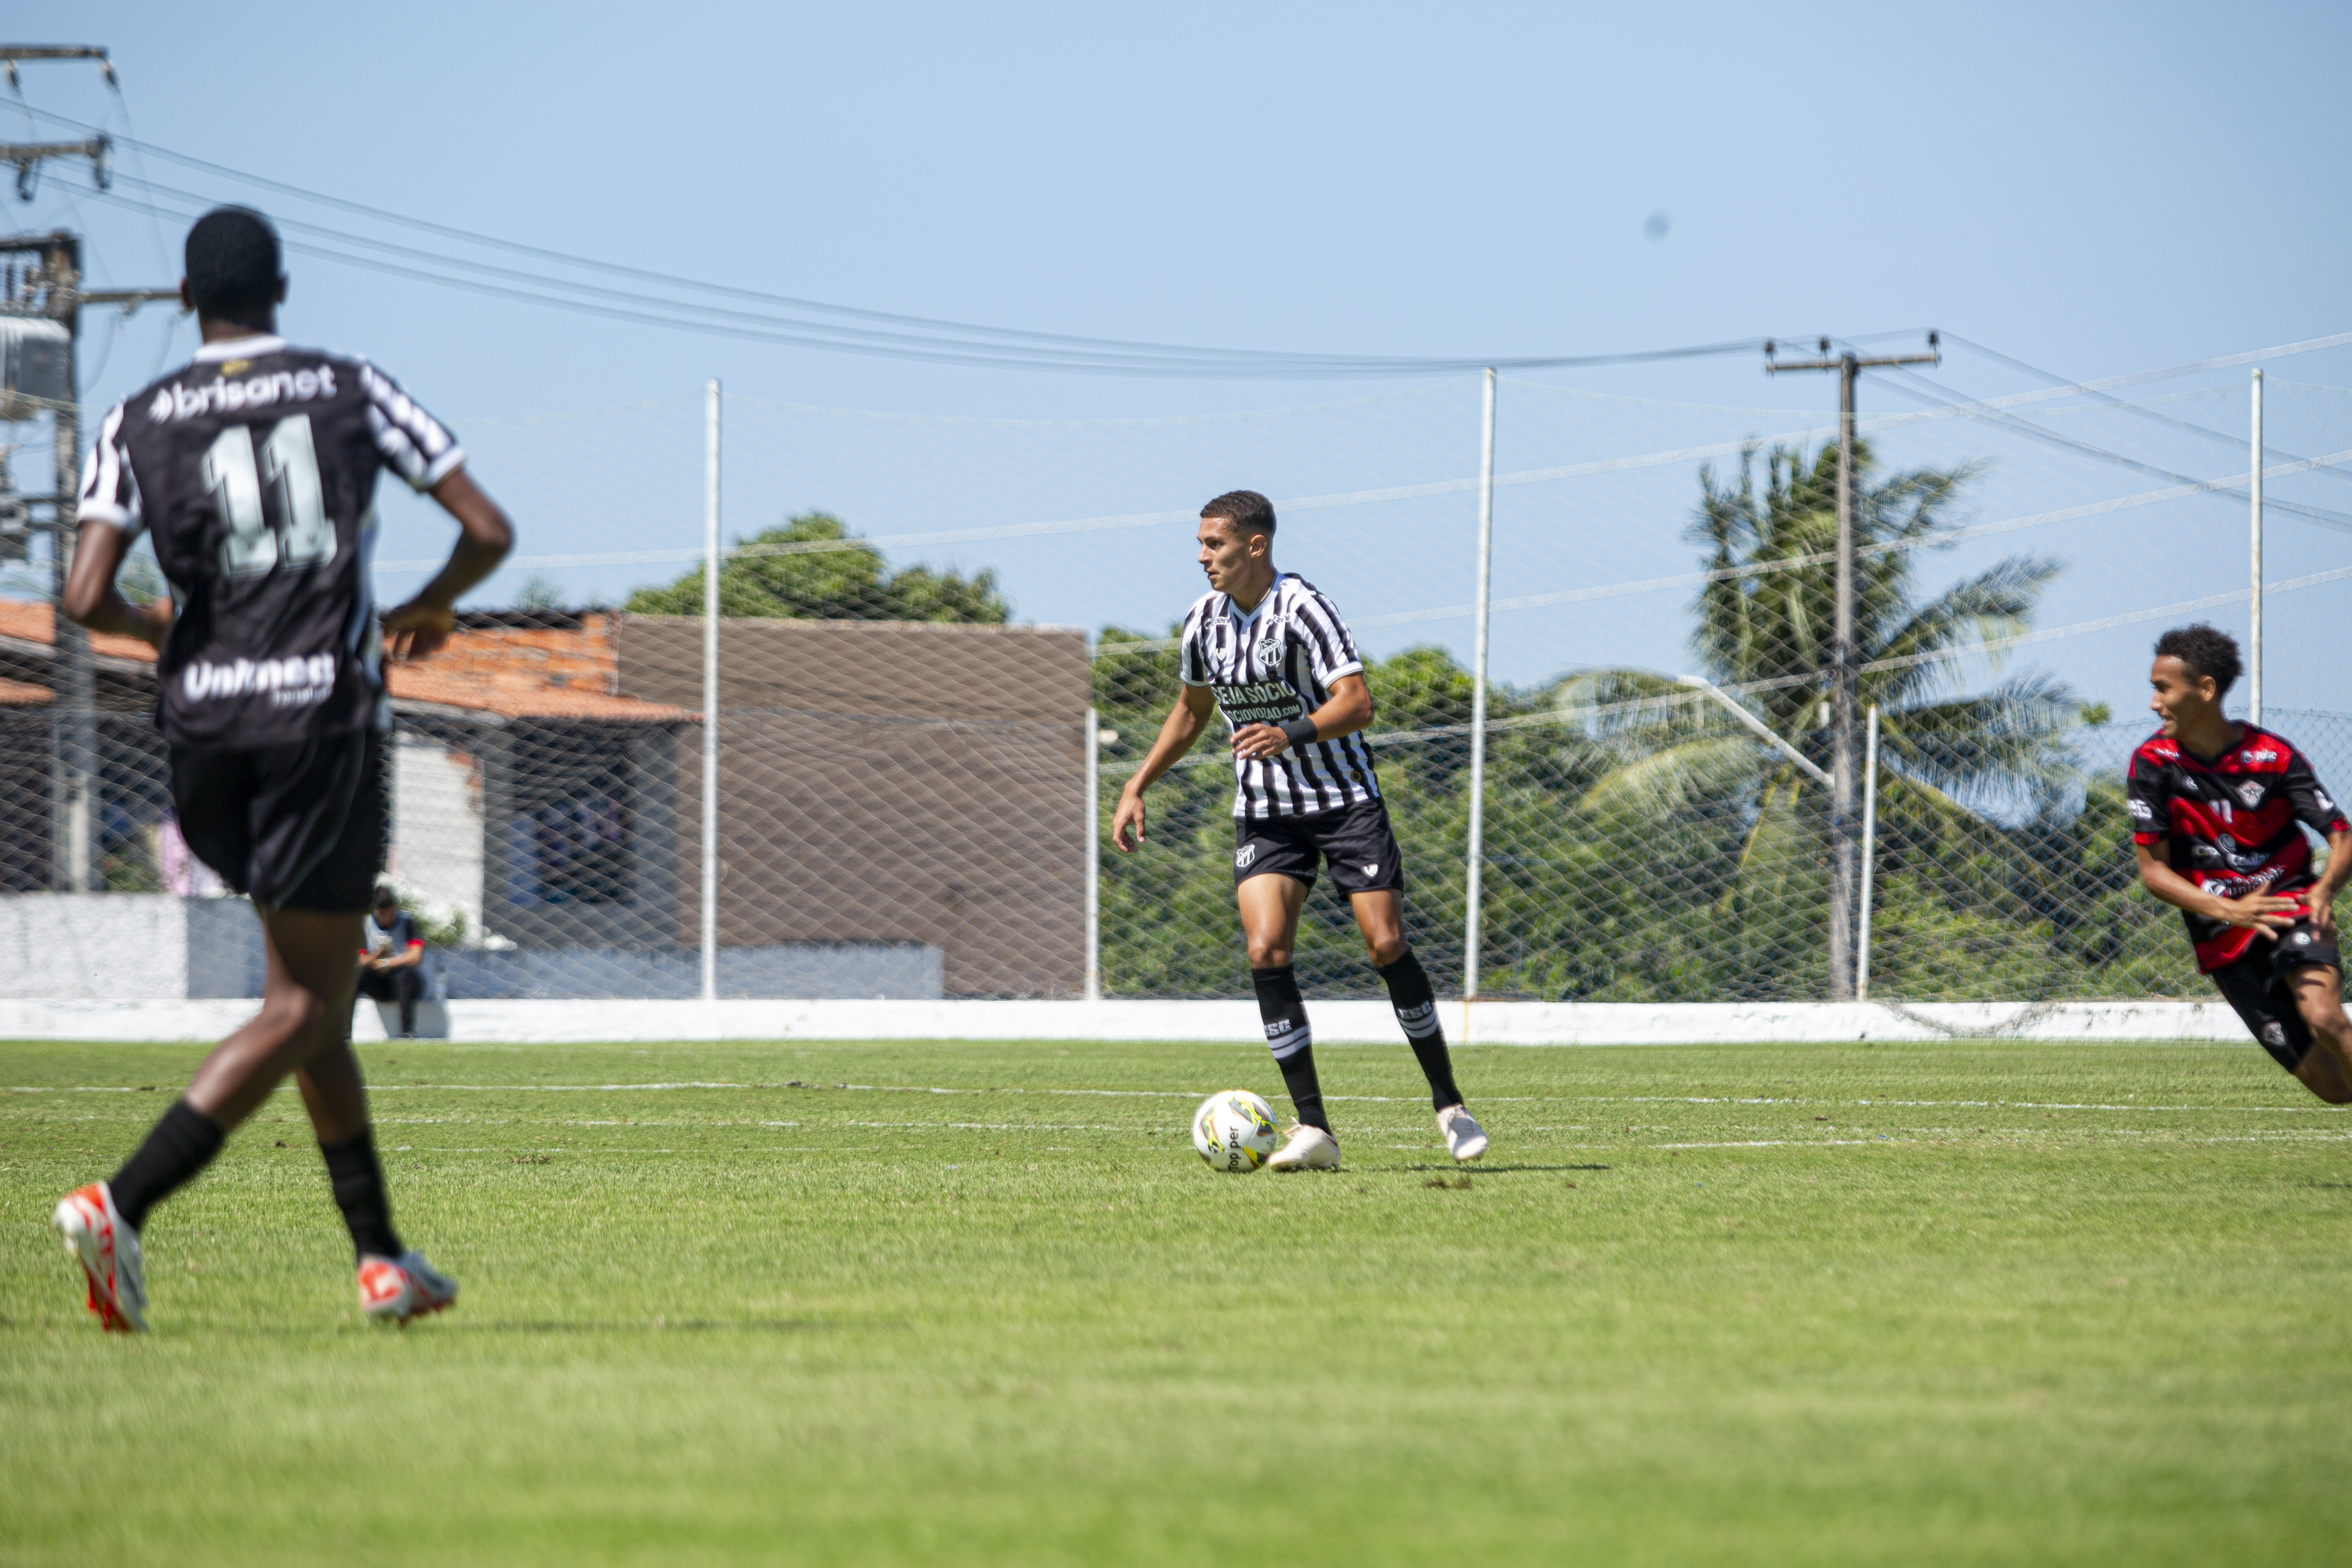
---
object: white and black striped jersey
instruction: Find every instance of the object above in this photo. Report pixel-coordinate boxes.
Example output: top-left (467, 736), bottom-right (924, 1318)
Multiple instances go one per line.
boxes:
top-left (79, 334), bottom-right (465, 748)
top-left (1178, 572), bottom-right (1380, 820)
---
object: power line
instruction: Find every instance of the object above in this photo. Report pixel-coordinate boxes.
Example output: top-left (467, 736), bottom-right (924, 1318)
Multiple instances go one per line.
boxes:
top-left (1869, 361), bottom-right (2352, 532)
top-left (13, 102), bottom-right (1768, 380)
top-left (1941, 331), bottom-right (2352, 490)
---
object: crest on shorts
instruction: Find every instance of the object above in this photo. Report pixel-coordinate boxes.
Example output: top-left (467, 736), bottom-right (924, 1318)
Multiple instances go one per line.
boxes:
top-left (2264, 1022), bottom-right (2288, 1047)
top-left (1235, 844), bottom-right (1257, 869)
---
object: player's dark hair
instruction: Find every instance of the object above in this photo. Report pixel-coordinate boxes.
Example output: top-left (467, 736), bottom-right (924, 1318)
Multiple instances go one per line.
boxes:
top-left (184, 207), bottom-right (283, 325)
top-left (2154, 623), bottom-right (2242, 698)
top-left (372, 884), bottom-right (399, 907)
top-left (1201, 490), bottom-right (1276, 537)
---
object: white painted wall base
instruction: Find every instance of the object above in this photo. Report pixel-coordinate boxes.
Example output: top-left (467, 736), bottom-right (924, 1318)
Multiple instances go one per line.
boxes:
top-left (0, 997), bottom-right (2250, 1046)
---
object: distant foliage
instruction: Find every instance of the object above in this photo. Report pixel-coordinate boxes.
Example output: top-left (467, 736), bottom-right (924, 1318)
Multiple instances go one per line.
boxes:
top-left (625, 512), bottom-right (1011, 624)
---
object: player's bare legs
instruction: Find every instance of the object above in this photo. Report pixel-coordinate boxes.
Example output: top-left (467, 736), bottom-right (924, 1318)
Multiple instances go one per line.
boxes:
top-left (52, 905), bottom-right (364, 1332)
top-left (1239, 873), bottom-right (1334, 1166)
top-left (2284, 967), bottom-right (2352, 1105)
top-left (1347, 889), bottom-right (1410, 968)
top-left (1348, 888), bottom-right (1485, 1156)
top-left (186, 906), bottom-right (365, 1129)
top-left (1241, 875), bottom-right (1483, 1165)
top-left (1238, 870), bottom-right (1310, 967)
top-left (58, 899), bottom-right (446, 1327)
top-left (296, 1041), bottom-right (372, 1145)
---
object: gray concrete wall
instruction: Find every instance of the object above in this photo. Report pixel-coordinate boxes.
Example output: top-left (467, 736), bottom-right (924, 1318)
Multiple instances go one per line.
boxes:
top-left (0, 895), bottom-right (197, 999)
top-left (0, 895), bottom-right (937, 1001)
top-left (433, 942), bottom-right (942, 1000)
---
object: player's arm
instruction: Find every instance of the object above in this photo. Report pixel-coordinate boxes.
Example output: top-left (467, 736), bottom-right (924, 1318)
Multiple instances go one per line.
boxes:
top-left (378, 938), bottom-right (426, 971)
top-left (381, 470), bottom-right (514, 662)
top-left (1112, 683), bottom-right (1217, 852)
top-left (2301, 829), bottom-right (2352, 940)
top-left (2281, 753), bottom-right (2352, 940)
top-left (1232, 673), bottom-right (1373, 761)
top-left (2133, 839), bottom-right (2301, 939)
top-left (60, 520), bottom-right (172, 650)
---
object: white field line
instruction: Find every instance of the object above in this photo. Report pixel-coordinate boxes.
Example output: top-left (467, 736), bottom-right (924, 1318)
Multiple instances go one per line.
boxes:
top-left (12, 1080), bottom-right (2337, 1114)
top-left (346, 1115), bottom-right (2352, 1143)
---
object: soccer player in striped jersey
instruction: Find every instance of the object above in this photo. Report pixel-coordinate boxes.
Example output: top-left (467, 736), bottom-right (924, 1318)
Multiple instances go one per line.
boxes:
top-left (2129, 624), bottom-right (2352, 1101)
top-left (1112, 490), bottom-right (1487, 1169)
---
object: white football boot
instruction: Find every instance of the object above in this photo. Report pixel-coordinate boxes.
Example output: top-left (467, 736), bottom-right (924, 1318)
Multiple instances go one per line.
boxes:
top-left (1267, 1124), bottom-right (1342, 1172)
top-left (358, 1250), bottom-right (459, 1325)
top-left (53, 1181), bottom-right (148, 1333)
top-left (1438, 1104), bottom-right (1489, 1163)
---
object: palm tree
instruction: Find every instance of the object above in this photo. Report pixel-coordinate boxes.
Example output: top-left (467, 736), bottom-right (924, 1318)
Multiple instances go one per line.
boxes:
top-left (1490, 438), bottom-right (2085, 1000)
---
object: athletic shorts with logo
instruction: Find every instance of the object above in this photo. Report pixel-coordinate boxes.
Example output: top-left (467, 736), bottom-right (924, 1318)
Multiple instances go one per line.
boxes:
top-left (170, 730), bottom-right (386, 914)
top-left (2208, 919), bottom-right (2341, 1073)
top-left (1232, 797), bottom-right (1403, 895)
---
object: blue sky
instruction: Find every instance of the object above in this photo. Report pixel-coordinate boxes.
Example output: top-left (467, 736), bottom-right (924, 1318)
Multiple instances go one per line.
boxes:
top-left (6, 0), bottom-right (2350, 713)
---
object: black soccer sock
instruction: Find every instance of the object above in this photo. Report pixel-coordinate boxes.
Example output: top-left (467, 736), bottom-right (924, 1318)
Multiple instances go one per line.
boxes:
top-left (319, 1128), bottom-right (404, 1261)
top-left (108, 1100), bottom-right (226, 1232)
top-left (1378, 951), bottom-right (1464, 1112)
top-left (1251, 964), bottom-right (1330, 1132)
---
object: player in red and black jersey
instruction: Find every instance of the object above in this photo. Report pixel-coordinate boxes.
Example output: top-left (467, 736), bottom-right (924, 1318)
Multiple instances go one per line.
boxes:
top-left (49, 208), bottom-right (512, 1330)
top-left (2128, 624), bottom-right (2352, 1102)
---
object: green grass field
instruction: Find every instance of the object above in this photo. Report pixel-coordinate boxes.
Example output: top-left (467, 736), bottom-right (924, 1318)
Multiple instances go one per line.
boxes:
top-left (4, 1035), bottom-right (2350, 1565)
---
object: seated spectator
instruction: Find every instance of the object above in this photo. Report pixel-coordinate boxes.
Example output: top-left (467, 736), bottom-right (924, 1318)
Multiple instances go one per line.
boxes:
top-left (356, 886), bottom-right (428, 1039)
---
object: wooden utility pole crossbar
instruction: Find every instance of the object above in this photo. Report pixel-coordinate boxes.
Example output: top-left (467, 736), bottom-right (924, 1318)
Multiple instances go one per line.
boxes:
top-left (1764, 334), bottom-right (1940, 1001)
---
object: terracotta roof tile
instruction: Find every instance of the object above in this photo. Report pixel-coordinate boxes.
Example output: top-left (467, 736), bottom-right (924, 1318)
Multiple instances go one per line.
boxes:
top-left (0, 599), bottom-right (162, 665)
top-left (0, 599), bottom-right (687, 721)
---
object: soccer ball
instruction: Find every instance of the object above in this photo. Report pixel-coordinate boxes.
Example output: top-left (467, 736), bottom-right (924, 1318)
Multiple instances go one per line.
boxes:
top-left (1192, 1089), bottom-right (1280, 1172)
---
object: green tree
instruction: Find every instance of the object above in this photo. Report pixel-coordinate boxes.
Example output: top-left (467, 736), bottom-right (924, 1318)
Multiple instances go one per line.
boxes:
top-left (1483, 439), bottom-right (2110, 1001)
top-left (625, 512), bottom-right (1011, 623)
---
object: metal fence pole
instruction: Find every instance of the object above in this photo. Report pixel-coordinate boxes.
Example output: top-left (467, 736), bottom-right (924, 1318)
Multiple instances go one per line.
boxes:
top-left (2250, 368), bottom-right (2264, 726)
top-left (1084, 706), bottom-right (1101, 1002)
top-left (1828, 355), bottom-right (1860, 1000)
top-left (1463, 368), bottom-right (1497, 1004)
top-left (1857, 704), bottom-right (1880, 1002)
top-left (699, 379), bottom-right (722, 1003)
top-left (46, 234), bottom-right (94, 893)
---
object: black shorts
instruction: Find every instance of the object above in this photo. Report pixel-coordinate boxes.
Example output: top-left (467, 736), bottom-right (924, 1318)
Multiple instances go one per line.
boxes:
top-left (170, 729), bottom-right (385, 914)
top-left (2207, 921), bottom-right (2342, 1073)
top-left (1232, 797), bottom-right (1403, 895)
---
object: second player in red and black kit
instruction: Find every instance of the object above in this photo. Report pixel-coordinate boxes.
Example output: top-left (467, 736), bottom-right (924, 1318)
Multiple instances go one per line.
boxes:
top-left (2129, 624), bottom-right (2352, 1101)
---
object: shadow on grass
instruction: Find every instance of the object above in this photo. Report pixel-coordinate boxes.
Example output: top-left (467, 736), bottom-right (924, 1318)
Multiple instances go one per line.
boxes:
top-left (1392, 1163), bottom-right (1612, 1174)
top-left (462, 1318), bottom-right (909, 1334)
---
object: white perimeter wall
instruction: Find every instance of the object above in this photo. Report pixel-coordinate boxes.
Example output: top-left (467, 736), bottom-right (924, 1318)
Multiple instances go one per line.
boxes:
top-left (0, 997), bottom-right (2250, 1045)
top-left (388, 734), bottom-right (485, 942)
top-left (0, 896), bottom-right (192, 1000)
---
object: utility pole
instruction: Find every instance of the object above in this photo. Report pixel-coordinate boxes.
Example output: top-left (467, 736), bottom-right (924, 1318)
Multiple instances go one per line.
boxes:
top-left (0, 48), bottom-right (176, 892)
top-left (1764, 333), bottom-right (1939, 1001)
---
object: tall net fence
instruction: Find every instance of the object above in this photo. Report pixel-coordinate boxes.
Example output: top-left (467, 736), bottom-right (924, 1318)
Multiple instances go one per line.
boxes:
top-left (4, 361), bottom-right (2351, 1004)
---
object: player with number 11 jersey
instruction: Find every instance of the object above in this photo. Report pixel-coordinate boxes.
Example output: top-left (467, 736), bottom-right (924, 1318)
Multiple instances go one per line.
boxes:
top-left (53, 205), bottom-right (510, 1336)
top-left (81, 327), bottom-right (462, 749)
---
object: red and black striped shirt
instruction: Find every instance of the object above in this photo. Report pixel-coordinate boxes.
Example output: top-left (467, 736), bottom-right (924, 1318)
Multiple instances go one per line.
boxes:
top-left (2126, 725), bottom-right (2348, 970)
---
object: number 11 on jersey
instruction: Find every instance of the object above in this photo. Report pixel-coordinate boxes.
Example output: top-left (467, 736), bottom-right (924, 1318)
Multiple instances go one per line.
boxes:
top-left (205, 414), bottom-right (334, 577)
